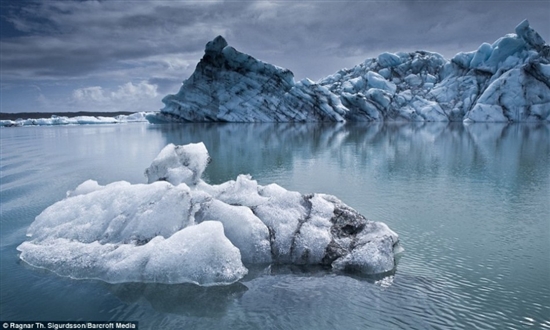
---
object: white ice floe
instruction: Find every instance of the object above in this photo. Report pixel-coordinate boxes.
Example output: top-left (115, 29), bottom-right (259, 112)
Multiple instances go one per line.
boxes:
top-left (145, 142), bottom-right (210, 186)
top-left (0, 112), bottom-right (151, 127)
top-left (18, 143), bottom-right (400, 286)
top-left (151, 20), bottom-right (549, 123)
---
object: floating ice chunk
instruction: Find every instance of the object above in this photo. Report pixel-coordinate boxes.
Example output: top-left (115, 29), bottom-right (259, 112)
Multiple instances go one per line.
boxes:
top-left (116, 112), bottom-right (150, 122)
top-left (145, 143), bottom-right (209, 186)
top-left (18, 143), bottom-right (401, 285)
top-left (0, 113), bottom-right (151, 127)
top-left (19, 221), bottom-right (247, 286)
top-left (149, 21), bottom-right (548, 123)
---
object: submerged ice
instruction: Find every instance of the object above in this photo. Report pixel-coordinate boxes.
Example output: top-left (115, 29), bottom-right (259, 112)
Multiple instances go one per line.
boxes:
top-left (18, 143), bottom-right (400, 286)
top-left (152, 20), bottom-right (549, 123)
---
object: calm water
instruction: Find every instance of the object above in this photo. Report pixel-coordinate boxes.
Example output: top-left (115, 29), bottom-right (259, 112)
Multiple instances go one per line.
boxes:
top-left (1, 122), bottom-right (549, 329)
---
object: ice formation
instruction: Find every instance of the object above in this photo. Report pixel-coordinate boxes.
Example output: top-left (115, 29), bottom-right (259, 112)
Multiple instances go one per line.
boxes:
top-left (0, 112), bottom-right (151, 127)
top-left (17, 143), bottom-right (400, 286)
top-left (151, 20), bottom-right (549, 123)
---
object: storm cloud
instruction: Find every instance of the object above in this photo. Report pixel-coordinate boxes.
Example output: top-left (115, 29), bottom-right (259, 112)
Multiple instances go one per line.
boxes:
top-left (1, 0), bottom-right (548, 113)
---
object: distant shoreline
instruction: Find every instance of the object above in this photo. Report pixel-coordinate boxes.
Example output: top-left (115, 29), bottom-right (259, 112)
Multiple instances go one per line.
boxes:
top-left (0, 111), bottom-right (135, 121)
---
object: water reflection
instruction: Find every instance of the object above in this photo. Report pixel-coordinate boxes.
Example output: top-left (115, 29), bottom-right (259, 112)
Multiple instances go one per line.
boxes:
top-left (255, 263), bottom-right (398, 286)
top-left (106, 282), bottom-right (248, 317)
top-left (2, 121), bottom-right (548, 329)
top-left (148, 122), bottom-right (549, 188)
top-left (147, 122), bottom-right (350, 183)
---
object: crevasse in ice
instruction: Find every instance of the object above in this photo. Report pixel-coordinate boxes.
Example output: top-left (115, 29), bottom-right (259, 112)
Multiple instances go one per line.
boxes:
top-left (18, 143), bottom-right (400, 286)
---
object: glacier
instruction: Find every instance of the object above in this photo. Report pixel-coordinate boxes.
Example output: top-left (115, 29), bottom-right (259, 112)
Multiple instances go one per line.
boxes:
top-left (151, 19), bottom-right (550, 123)
top-left (17, 143), bottom-right (400, 286)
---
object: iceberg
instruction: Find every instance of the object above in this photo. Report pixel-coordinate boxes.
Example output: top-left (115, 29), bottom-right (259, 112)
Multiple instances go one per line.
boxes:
top-left (153, 36), bottom-right (347, 123)
top-left (0, 112), bottom-right (151, 127)
top-left (151, 20), bottom-right (549, 123)
top-left (17, 143), bottom-right (400, 286)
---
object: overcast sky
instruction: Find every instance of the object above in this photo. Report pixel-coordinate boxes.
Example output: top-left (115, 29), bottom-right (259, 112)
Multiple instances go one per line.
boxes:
top-left (1, 0), bottom-right (549, 113)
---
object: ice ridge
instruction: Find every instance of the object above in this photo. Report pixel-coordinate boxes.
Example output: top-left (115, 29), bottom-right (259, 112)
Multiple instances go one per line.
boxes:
top-left (150, 20), bottom-right (549, 123)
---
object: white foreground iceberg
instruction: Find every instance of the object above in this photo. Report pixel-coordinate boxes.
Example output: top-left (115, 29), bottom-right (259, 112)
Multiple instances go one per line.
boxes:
top-left (18, 143), bottom-right (400, 286)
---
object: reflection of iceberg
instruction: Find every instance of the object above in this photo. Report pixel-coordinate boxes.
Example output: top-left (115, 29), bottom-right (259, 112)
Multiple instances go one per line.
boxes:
top-left (107, 282), bottom-right (248, 316)
top-left (17, 143), bottom-right (400, 286)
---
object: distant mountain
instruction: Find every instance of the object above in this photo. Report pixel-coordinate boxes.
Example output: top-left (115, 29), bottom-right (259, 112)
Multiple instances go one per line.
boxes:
top-left (149, 20), bottom-right (549, 123)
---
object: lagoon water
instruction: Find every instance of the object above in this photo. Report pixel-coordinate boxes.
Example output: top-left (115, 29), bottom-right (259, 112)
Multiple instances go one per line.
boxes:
top-left (1, 122), bottom-right (549, 329)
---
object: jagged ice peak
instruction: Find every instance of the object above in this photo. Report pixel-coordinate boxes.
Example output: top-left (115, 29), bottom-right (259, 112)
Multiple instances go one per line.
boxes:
top-left (147, 19), bottom-right (549, 123)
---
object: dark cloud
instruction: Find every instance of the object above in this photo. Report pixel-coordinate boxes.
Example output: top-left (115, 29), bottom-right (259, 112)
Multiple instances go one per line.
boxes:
top-left (201, 0), bottom-right (549, 79)
top-left (3, 0), bottom-right (549, 80)
top-left (1, 0), bottom-right (549, 112)
top-left (1, 1), bottom-right (249, 79)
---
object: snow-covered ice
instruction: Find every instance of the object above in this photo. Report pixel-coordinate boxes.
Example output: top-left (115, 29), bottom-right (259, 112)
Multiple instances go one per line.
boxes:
top-left (0, 112), bottom-right (151, 127)
top-left (150, 20), bottom-right (549, 123)
top-left (18, 143), bottom-right (400, 286)
top-left (145, 142), bottom-right (210, 186)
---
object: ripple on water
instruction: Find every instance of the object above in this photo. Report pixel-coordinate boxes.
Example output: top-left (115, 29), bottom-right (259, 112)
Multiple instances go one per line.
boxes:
top-left (1, 123), bottom-right (548, 329)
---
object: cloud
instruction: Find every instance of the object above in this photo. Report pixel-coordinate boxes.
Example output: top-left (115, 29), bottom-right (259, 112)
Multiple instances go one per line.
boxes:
top-left (3, 1), bottom-right (549, 79)
top-left (1, 0), bottom-right (549, 112)
top-left (72, 81), bottom-right (158, 102)
top-left (111, 81), bottom-right (158, 101)
top-left (0, 1), bottom-right (246, 80)
top-left (72, 86), bottom-right (107, 103)
top-left (147, 77), bottom-right (182, 95)
top-left (71, 81), bottom-right (160, 112)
